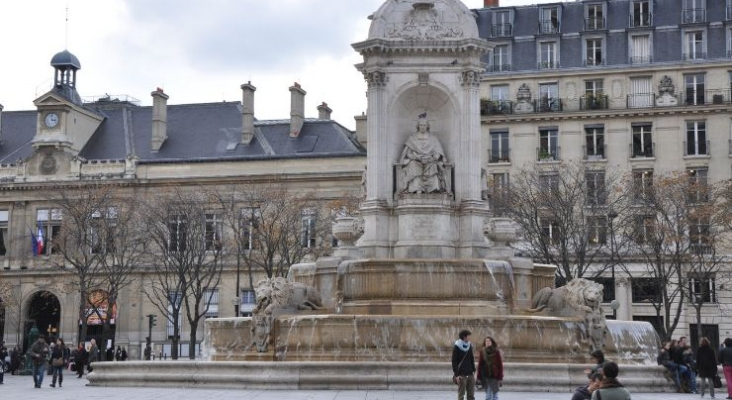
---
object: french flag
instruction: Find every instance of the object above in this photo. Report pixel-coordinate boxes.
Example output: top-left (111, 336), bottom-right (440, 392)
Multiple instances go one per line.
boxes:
top-left (31, 222), bottom-right (44, 256)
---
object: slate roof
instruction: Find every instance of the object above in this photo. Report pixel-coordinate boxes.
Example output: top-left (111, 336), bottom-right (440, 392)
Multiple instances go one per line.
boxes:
top-left (0, 101), bottom-right (365, 165)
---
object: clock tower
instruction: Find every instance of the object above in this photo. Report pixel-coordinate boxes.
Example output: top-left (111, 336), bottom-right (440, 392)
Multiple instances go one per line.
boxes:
top-left (29, 50), bottom-right (104, 176)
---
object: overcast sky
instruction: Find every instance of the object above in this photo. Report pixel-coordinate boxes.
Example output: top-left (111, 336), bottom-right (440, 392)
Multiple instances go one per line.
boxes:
top-left (0, 0), bottom-right (553, 129)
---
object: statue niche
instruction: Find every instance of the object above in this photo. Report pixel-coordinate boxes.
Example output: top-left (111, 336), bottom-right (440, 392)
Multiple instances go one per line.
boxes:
top-left (395, 113), bottom-right (452, 195)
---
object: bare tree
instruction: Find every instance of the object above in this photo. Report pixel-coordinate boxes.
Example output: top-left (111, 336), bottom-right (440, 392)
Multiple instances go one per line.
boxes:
top-left (496, 161), bottom-right (629, 283)
top-left (614, 171), bottom-right (724, 341)
top-left (47, 184), bottom-right (117, 348)
top-left (214, 184), bottom-right (332, 284)
top-left (141, 188), bottom-right (224, 359)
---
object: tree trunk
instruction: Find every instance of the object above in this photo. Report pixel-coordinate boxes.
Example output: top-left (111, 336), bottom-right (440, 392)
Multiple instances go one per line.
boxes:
top-left (188, 326), bottom-right (197, 360)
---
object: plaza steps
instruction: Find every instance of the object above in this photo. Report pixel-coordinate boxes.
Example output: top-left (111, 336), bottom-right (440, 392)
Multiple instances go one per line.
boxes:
top-left (86, 361), bottom-right (695, 392)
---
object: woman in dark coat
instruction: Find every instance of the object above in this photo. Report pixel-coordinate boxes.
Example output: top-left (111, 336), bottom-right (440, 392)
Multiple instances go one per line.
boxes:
top-left (696, 337), bottom-right (718, 399)
top-left (477, 336), bottom-right (504, 400)
top-left (74, 342), bottom-right (88, 378)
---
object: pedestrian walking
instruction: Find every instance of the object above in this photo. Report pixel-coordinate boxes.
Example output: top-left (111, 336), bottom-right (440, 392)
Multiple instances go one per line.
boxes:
top-left (719, 338), bottom-right (732, 399)
top-left (121, 347), bottom-right (128, 361)
top-left (696, 337), bottom-right (718, 399)
top-left (30, 334), bottom-right (50, 388)
top-left (50, 338), bottom-right (66, 388)
top-left (476, 336), bottom-right (503, 400)
top-left (74, 342), bottom-right (88, 378)
top-left (452, 329), bottom-right (476, 400)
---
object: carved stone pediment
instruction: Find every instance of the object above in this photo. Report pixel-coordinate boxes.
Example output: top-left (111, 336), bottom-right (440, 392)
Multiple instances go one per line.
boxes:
top-left (387, 3), bottom-right (464, 40)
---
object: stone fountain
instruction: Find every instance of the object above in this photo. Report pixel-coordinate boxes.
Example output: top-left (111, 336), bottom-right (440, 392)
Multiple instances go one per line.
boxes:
top-left (87, 0), bottom-right (667, 391)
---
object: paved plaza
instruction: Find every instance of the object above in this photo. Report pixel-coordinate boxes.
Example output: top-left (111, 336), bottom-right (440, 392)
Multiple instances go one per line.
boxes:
top-left (0, 374), bottom-right (715, 400)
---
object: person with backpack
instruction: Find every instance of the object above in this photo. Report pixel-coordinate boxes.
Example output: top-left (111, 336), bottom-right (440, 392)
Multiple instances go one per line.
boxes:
top-left (452, 329), bottom-right (476, 400)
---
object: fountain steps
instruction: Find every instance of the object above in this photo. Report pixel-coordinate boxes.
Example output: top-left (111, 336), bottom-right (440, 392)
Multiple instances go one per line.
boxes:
top-left (86, 361), bottom-right (688, 393)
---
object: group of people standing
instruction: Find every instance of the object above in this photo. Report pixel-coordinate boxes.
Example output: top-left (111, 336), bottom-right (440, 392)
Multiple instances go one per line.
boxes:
top-left (452, 330), bottom-right (632, 400)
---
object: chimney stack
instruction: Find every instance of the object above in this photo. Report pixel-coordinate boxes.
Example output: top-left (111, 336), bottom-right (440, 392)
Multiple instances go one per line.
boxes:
top-left (484, 0), bottom-right (499, 7)
top-left (241, 82), bottom-right (256, 145)
top-left (354, 113), bottom-right (367, 147)
top-left (317, 102), bottom-right (332, 120)
top-left (151, 88), bottom-right (169, 152)
top-left (289, 82), bottom-right (306, 138)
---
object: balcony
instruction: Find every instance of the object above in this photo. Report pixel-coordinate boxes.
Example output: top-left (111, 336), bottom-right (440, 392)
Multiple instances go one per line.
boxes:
top-left (481, 100), bottom-right (513, 116)
top-left (629, 13), bottom-right (652, 28)
top-left (580, 95), bottom-right (609, 110)
top-left (583, 58), bottom-right (605, 67)
top-left (489, 149), bottom-right (511, 164)
top-left (535, 98), bottom-right (563, 113)
top-left (682, 8), bottom-right (706, 24)
top-left (630, 142), bottom-right (655, 159)
top-left (584, 17), bottom-right (606, 31)
top-left (488, 64), bottom-right (512, 72)
top-left (682, 51), bottom-right (706, 61)
top-left (684, 140), bottom-right (710, 157)
top-left (627, 93), bottom-right (655, 108)
top-left (538, 61), bottom-right (560, 70)
top-left (537, 146), bottom-right (561, 162)
top-left (583, 145), bottom-right (606, 161)
top-left (492, 24), bottom-right (513, 37)
top-left (681, 89), bottom-right (732, 106)
top-left (629, 55), bottom-right (653, 64)
top-left (537, 20), bottom-right (560, 35)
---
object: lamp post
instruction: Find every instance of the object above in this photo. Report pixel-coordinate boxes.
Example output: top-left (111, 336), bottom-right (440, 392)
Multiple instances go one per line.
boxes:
top-left (607, 210), bottom-right (619, 319)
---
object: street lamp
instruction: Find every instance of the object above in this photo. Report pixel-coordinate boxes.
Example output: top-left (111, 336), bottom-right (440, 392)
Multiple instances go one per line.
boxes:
top-left (607, 210), bottom-right (619, 319)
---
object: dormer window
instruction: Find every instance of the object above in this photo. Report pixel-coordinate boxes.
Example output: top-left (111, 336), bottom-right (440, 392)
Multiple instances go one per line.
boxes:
top-left (492, 10), bottom-right (513, 37)
top-left (538, 7), bottom-right (560, 35)
top-left (630, 1), bottom-right (652, 28)
top-left (585, 3), bottom-right (605, 31)
top-left (682, 0), bottom-right (706, 24)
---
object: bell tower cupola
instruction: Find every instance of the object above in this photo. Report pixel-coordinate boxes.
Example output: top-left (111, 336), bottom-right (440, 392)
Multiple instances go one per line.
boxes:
top-left (50, 49), bottom-right (82, 105)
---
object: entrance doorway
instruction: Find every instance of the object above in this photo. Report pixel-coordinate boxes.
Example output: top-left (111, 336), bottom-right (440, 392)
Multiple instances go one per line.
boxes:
top-left (25, 291), bottom-right (61, 349)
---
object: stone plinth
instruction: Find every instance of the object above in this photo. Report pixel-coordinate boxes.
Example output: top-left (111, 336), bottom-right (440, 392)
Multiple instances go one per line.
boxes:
top-left (394, 195), bottom-right (455, 258)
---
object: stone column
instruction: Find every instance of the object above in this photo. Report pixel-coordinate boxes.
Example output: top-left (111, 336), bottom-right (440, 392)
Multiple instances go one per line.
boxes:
top-left (359, 70), bottom-right (391, 258)
top-left (615, 277), bottom-right (631, 321)
top-left (457, 70), bottom-right (490, 258)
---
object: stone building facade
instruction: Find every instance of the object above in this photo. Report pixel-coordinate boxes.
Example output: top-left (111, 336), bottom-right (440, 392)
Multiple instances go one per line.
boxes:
top-left (0, 50), bottom-right (365, 359)
top-left (477, 0), bottom-right (732, 345)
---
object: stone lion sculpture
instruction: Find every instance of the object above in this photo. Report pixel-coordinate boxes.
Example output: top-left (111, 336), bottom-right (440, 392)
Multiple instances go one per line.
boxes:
top-left (252, 277), bottom-right (323, 316)
top-left (529, 278), bottom-right (603, 315)
top-left (529, 278), bottom-right (607, 351)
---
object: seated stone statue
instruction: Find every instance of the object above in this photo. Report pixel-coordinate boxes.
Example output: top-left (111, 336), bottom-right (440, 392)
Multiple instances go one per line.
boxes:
top-left (398, 113), bottom-right (448, 194)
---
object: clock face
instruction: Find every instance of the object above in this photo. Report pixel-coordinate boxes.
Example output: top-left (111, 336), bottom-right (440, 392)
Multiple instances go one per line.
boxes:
top-left (44, 113), bottom-right (59, 128)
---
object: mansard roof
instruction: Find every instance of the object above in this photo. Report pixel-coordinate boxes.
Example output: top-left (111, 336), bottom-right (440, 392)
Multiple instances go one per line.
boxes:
top-left (0, 101), bottom-right (365, 165)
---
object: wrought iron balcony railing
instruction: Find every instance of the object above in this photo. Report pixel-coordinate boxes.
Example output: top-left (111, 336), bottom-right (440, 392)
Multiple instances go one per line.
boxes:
top-left (583, 145), bottom-right (606, 160)
top-left (537, 20), bottom-right (560, 35)
top-left (538, 61), bottom-right (560, 70)
top-left (584, 17), bottom-right (606, 31)
top-left (629, 55), bottom-right (653, 64)
top-left (488, 64), bottom-right (512, 72)
top-left (580, 95), bottom-right (609, 110)
top-left (630, 142), bottom-right (655, 158)
top-left (682, 8), bottom-right (706, 24)
top-left (682, 51), bottom-right (706, 61)
top-left (489, 148), bottom-right (511, 164)
top-left (535, 98), bottom-right (563, 113)
top-left (492, 24), bottom-right (513, 37)
top-left (481, 100), bottom-right (513, 116)
top-left (629, 13), bottom-right (652, 28)
top-left (537, 146), bottom-right (561, 162)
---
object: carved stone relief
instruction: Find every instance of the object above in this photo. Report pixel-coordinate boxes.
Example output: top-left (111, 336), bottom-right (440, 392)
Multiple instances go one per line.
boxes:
top-left (387, 2), bottom-right (464, 40)
top-left (514, 84), bottom-right (534, 113)
top-left (364, 71), bottom-right (388, 89)
top-left (655, 75), bottom-right (678, 106)
top-left (40, 154), bottom-right (58, 175)
top-left (459, 70), bottom-right (481, 88)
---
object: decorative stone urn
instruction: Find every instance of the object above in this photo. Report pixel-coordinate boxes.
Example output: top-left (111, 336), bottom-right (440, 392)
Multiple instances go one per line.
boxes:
top-left (332, 216), bottom-right (364, 259)
top-left (514, 83), bottom-right (534, 113)
top-left (485, 217), bottom-right (518, 247)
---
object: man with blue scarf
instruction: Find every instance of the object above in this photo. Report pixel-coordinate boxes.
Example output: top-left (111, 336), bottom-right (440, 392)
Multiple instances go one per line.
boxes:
top-left (452, 329), bottom-right (476, 400)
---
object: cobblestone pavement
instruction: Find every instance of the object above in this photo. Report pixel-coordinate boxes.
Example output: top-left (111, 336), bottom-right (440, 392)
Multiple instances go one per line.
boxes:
top-left (0, 374), bottom-right (717, 399)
